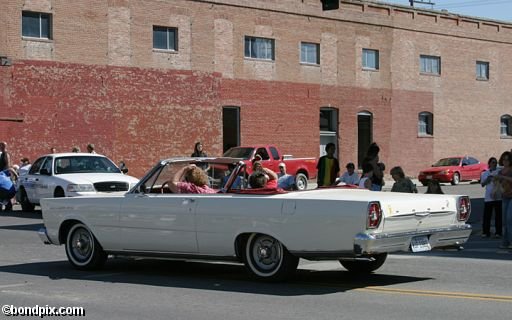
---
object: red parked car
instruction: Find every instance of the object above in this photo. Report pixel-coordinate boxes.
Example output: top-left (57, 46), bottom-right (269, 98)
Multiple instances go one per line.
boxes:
top-left (418, 156), bottom-right (488, 186)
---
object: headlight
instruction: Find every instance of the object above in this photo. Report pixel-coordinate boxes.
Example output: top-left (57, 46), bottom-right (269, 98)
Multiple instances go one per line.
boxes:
top-left (439, 170), bottom-right (449, 175)
top-left (66, 184), bottom-right (95, 192)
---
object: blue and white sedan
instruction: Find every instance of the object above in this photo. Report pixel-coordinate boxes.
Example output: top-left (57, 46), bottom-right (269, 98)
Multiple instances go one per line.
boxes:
top-left (16, 153), bottom-right (139, 211)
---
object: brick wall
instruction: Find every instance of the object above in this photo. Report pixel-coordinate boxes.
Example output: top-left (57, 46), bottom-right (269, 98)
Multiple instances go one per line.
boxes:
top-left (2, 61), bottom-right (222, 177)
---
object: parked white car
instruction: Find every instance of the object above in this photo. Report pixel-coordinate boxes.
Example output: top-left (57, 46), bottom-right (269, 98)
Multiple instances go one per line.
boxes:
top-left (39, 157), bottom-right (472, 281)
top-left (17, 153), bottom-right (139, 211)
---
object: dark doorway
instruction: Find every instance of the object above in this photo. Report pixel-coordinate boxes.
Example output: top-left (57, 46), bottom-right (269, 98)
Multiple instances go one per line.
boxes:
top-left (319, 107), bottom-right (339, 157)
top-left (357, 111), bottom-right (373, 168)
top-left (223, 107), bottom-right (240, 153)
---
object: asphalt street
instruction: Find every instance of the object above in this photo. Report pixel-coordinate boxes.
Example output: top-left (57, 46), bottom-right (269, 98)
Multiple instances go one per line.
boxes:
top-left (0, 183), bottom-right (510, 320)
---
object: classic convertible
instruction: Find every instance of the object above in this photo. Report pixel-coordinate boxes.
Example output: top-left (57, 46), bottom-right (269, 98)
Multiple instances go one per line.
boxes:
top-left (39, 157), bottom-right (472, 281)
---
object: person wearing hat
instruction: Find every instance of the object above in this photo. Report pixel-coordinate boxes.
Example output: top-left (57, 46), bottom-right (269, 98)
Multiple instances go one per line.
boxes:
top-left (277, 163), bottom-right (297, 191)
top-left (249, 161), bottom-right (278, 188)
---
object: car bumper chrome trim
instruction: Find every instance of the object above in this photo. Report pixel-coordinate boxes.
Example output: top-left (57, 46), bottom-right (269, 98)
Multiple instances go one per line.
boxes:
top-left (354, 224), bottom-right (472, 254)
top-left (38, 227), bottom-right (53, 245)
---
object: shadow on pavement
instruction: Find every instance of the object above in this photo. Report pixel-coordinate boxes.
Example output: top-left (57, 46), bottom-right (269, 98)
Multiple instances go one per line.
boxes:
top-left (0, 223), bottom-right (43, 231)
top-left (0, 210), bottom-right (42, 220)
top-left (0, 259), bottom-right (431, 296)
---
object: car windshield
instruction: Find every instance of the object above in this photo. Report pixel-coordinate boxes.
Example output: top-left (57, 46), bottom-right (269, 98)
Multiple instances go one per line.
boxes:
top-left (139, 160), bottom-right (243, 193)
top-left (54, 156), bottom-right (121, 174)
top-left (223, 147), bottom-right (254, 160)
top-left (433, 158), bottom-right (460, 167)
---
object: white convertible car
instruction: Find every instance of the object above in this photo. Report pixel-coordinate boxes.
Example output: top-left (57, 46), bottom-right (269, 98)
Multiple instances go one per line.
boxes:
top-left (39, 157), bottom-right (472, 281)
top-left (17, 153), bottom-right (139, 211)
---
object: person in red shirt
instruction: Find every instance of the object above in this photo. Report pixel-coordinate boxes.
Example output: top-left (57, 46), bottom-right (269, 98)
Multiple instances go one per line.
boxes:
top-left (169, 164), bottom-right (216, 194)
top-left (250, 161), bottom-right (278, 188)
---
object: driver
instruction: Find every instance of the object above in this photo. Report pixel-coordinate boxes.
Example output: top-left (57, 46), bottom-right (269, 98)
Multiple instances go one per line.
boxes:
top-left (169, 164), bottom-right (216, 194)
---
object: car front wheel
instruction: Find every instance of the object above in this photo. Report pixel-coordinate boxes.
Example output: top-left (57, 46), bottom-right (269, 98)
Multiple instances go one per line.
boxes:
top-left (65, 223), bottom-right (107, 270)
top-left (339, 253), bottom-right (388, 273)
top-left (19, 188), bottom-right (35, 212)
top-left (451, 173), bottom-right (460, 185)
top-left (244, 233), bottom-right (298, 281)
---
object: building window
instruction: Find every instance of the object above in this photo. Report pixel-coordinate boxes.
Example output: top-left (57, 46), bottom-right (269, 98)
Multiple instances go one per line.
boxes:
top-left (244, 36), bottom-right (275, 60)
top-left (501, 115), bottom-right (512, 137)
top-left (22, 11), bottom-right (51, 39)
top-left (300, 42), bottom-right (319, 65)
top-left (420, 55), bottom-right (441, 75)
top-left (362, 49), bottom-right (379, 70)
top-left (418, 112), bottom-right (434, 136)
top-left (153, 26), bottom-right (177, 51)
top-left (476, 61), bottom-right (489, 80)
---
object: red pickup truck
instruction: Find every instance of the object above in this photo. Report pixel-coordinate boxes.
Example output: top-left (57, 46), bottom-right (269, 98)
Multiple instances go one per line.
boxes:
top-left (223, 145), bottom-right (317, 190)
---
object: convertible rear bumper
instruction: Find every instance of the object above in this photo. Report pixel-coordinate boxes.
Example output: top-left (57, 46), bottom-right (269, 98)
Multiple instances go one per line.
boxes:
top-left (354, 224), bottom-right (472, 254)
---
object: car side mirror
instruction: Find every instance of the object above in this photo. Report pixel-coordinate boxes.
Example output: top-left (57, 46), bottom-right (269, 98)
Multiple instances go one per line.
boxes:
top-left (122, 168), bottom-right (129, 174)
top-left (40, 168), bottom-right (51, 175)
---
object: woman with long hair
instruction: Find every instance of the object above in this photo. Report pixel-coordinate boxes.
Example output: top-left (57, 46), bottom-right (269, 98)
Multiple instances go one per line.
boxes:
top-left (495, 151), bottom-right (512, 249)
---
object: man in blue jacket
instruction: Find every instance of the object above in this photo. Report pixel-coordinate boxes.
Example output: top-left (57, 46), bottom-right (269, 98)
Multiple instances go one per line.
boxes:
top-left (0, 168), bottom-right (17, 211)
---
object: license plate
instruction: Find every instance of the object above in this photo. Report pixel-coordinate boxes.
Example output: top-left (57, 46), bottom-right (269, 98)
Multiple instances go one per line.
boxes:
top-left (426, 175), bottom-right (432, 179)
top-left (411, 236), bottom-right (431, 252)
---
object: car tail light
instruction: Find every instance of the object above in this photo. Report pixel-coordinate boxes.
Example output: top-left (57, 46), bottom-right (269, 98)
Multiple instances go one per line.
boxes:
top-left (457, 196), bottom-right (471, 222)
top-left (367, 201), bottom-right (382, 229)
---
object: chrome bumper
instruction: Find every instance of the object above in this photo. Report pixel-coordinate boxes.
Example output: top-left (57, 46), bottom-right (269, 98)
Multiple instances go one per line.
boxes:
top-left (354, 224), bottom-right (472, 255)
top-left (38, 227), bottom-right (53, 245)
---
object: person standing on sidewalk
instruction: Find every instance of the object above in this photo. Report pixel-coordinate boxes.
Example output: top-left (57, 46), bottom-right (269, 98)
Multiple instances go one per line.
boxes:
top-left (480, 157), bottom-right (502, 238)
top-left (316, 143), bottom-right (340, 187)
top-left (0, 142), bottom-right (10, 171)
top-left (495, 151), bottom-right (512, 249)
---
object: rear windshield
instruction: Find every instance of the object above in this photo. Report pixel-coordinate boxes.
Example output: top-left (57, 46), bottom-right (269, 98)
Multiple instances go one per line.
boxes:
top-left (223, 147), bottom-right (254, 160)
top-left (433, 158), bottom-right (460, 167)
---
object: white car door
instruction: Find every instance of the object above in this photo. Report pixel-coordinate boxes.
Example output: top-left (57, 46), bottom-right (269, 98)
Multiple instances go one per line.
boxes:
top-left (35, 157), bottom-right (55, 200)
top-left (118, 192), bottom-right (198, 253)
top-left (19, 157), bottom-right (46, 203)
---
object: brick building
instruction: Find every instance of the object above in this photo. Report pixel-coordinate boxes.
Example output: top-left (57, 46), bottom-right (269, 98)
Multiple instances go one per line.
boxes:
top-left (1, 0), bottom-right (511, 178)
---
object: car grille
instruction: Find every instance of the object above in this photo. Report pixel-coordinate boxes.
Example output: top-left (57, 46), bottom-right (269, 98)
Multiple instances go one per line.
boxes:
top-left (94, 181), bottom-right (129, 192)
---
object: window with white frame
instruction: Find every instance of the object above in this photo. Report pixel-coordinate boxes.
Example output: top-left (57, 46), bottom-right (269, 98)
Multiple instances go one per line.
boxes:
top-left (418, 112), bottom-right (434, 136)
top-left (153, 26), bottom-right (177, 51)
top-left (420, 55), bottom-right (441, 75)
top-left (501, 115), bottom-right (512, 137)
top-left (300, 42), bottom-right (320, 65)
top-left (22, 11), bottom-right (51, 39)
top-left (362, 49), bottom-right (379, 70)
top-left (476, 61), bottom-right (489, 80)
top-left (244, 36), bottom-right (275, 60)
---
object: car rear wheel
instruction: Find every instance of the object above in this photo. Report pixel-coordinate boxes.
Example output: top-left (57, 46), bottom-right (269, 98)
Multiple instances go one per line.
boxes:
top-left (65, 223), bottom-right (107, 270)
top-left (244, 233), bottom-right (298, 281)
top-left (295, 173), bottom-right (308, 191)
top-left (451, 173), bottom-right (460, 185)
top-left (339, 253), bottom-right (388, 273)
top-left (19, 188), bottom-right (35, 212)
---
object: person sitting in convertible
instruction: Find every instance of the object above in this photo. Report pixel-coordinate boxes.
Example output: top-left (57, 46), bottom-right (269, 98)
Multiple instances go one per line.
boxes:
top-left (169, 164), bottom-right (216, 194)
top-left (249, 161), bottom-right (278, 189)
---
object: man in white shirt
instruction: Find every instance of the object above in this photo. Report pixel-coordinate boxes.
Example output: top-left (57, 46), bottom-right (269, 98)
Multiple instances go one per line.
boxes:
top-left (337, 162), bottom-right (360, 186)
